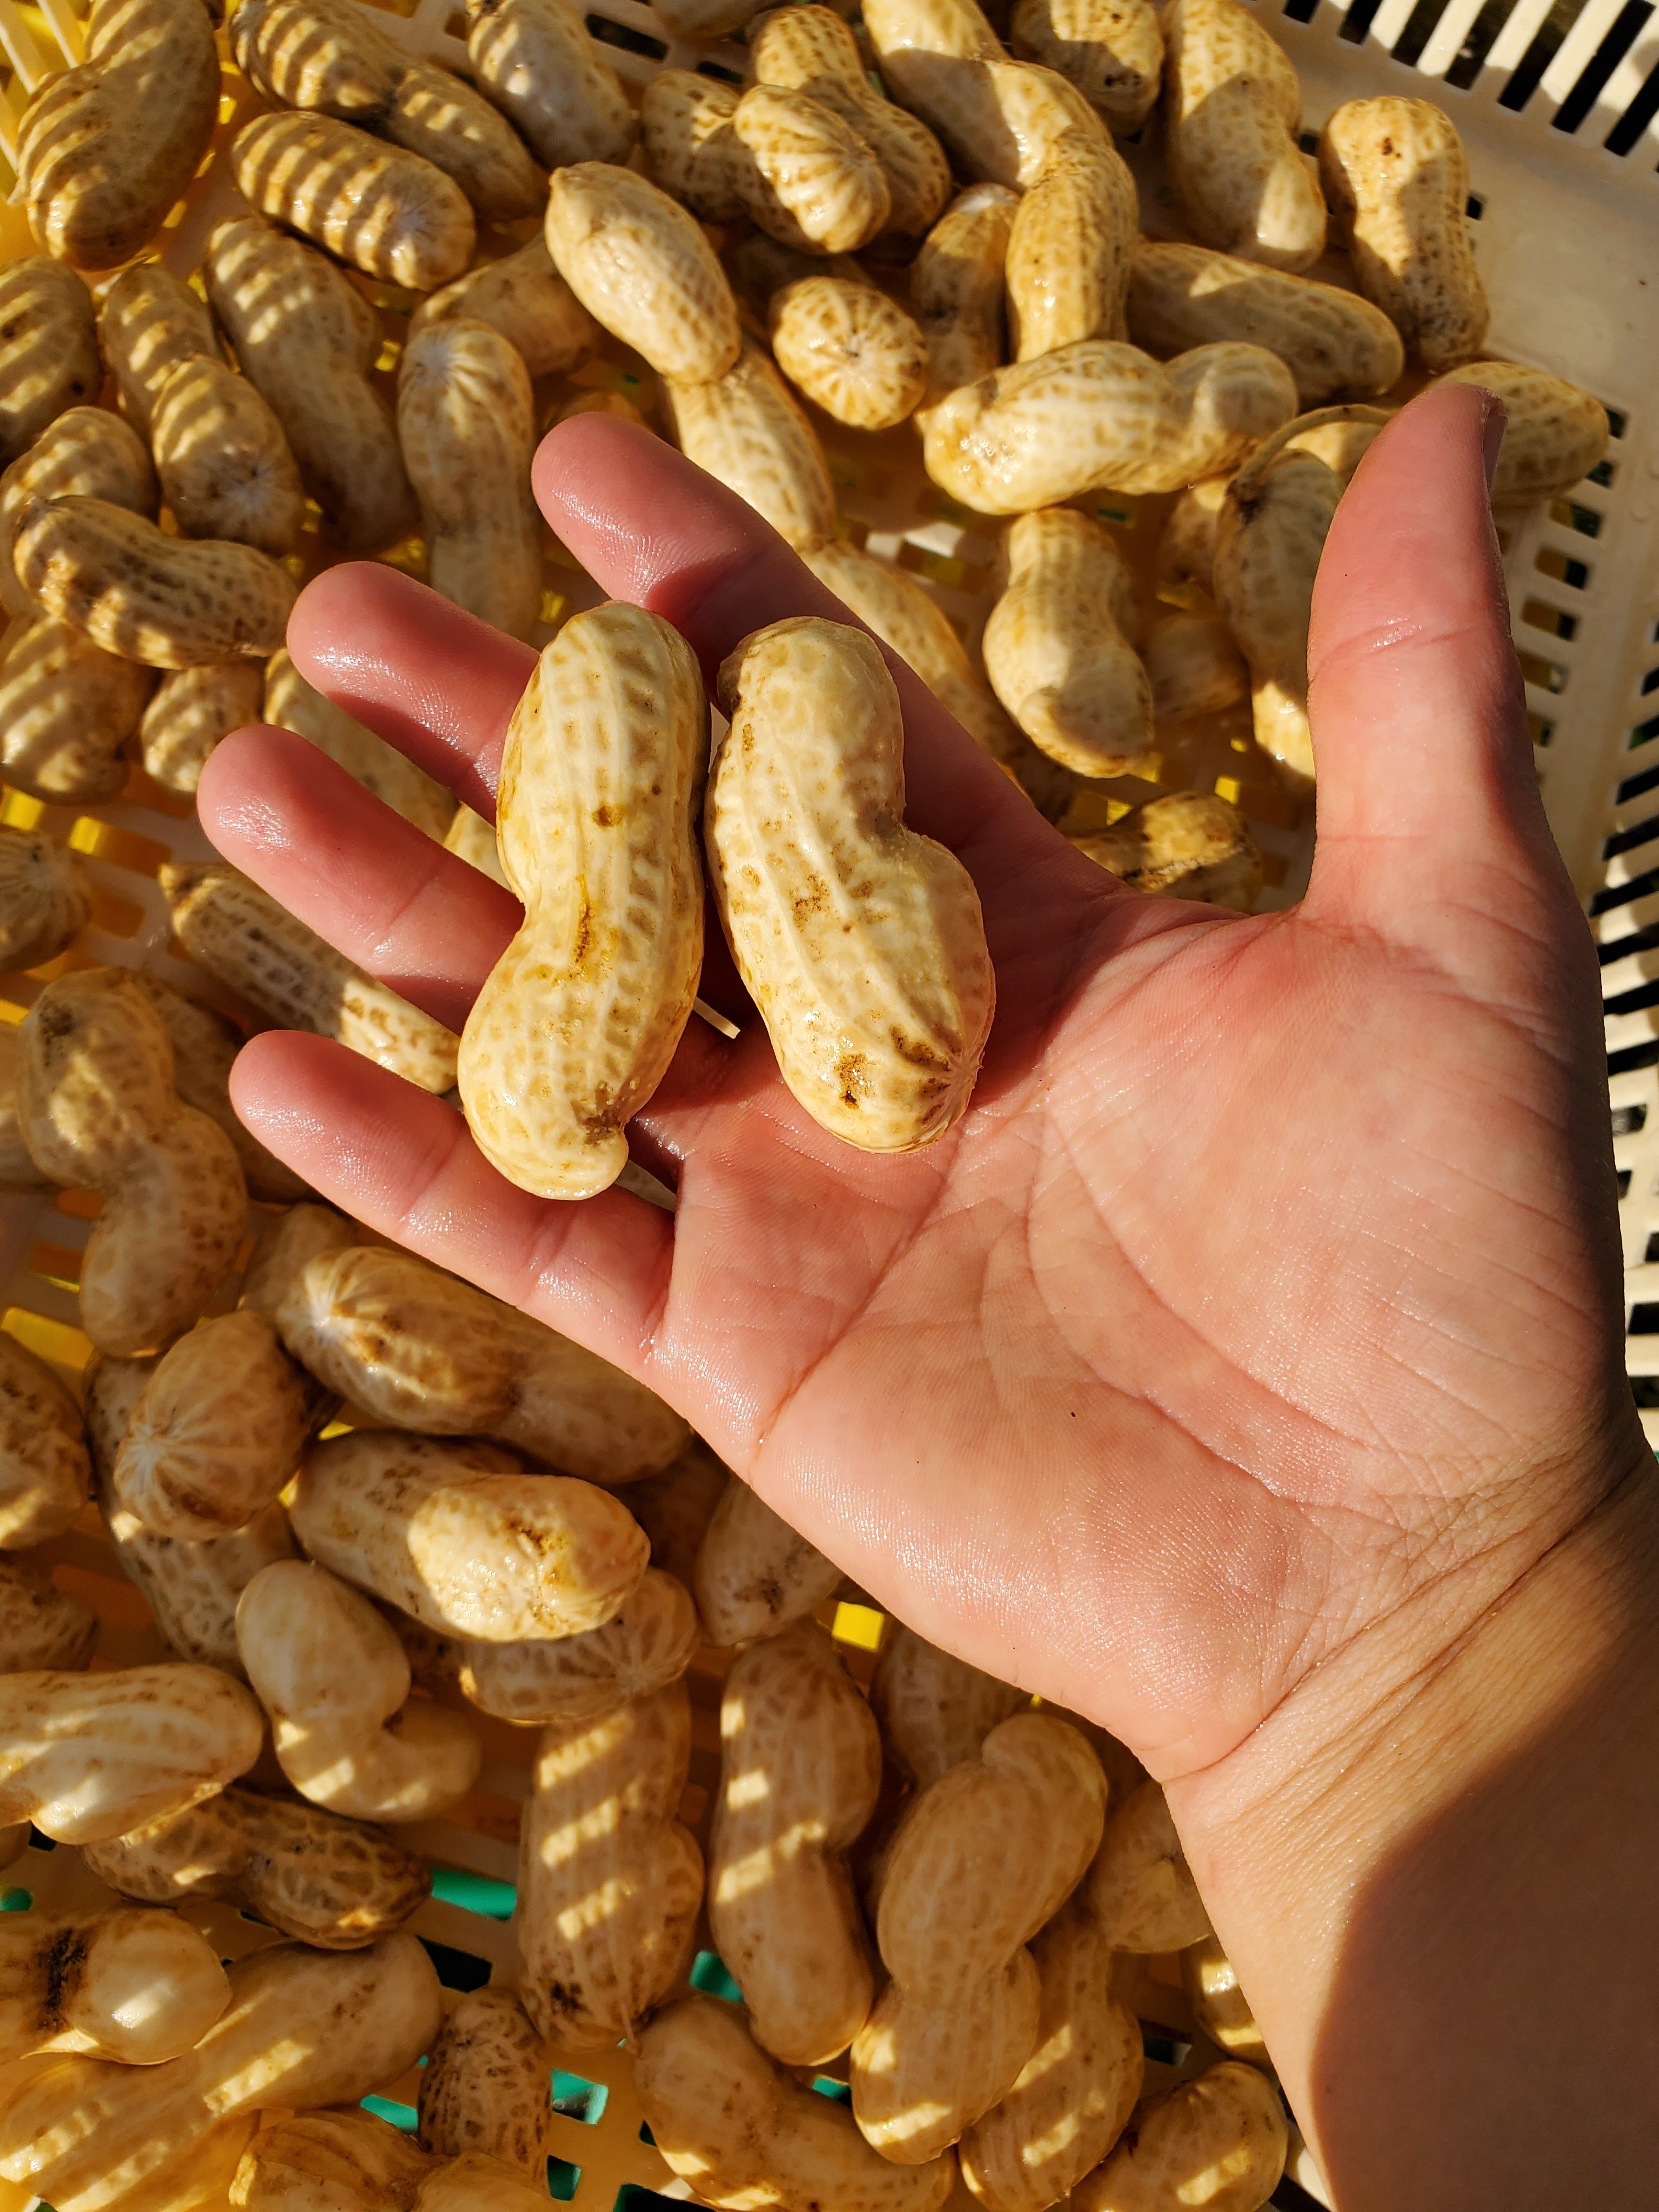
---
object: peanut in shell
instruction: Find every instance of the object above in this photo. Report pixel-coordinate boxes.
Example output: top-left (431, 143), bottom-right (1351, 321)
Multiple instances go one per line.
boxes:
top-left (0, 1331), bottom-right (90, 1553)
top-left (410, 238), bottom-right (599, 379)
top-left (466, 0), bottom-right (638, 171)
top-left (771, 274), bottom-right (930, 431)
top-left (1009, 0), bottom-right (1164, 134)
top-left (1162, 0), bottom-right (1325, 272)
top-left (1438, 359), bottom-right (1609, 505)
top-left (0, 259), bottom-right (101, 464)
top-left (545, 163), bottom-right (741, 385)
top-left (98, 262), bottom-right (219, 441)
top-left (0, 826), bottom-right (92, 975)
top-left (662, 341), bottom-right (839, 552)
top-left (140, 660), bottom-right (266, 799)
top-left (232, 110), bottom-right (477, 293)
top-left (149, 356), bottom-right (307, 557)
top-left (1005, 126), bottom-right (1139, 360)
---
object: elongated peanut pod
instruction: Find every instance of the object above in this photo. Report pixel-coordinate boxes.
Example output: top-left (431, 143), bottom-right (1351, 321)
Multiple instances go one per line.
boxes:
top-left (460, 603), bottom-right (707, 1198)
top-left (1085, 1776), bottom-right (1211, 1949)
top-left (1, 404), bottom-right (158, 622)
top-left (694, 1475), bottom-right (843, 1646)
top-left (264, 649), bottom-right (455, 839)
top-left (398, 320), bottom-right (541, 645)
top-left (426, 1568), bottom-right (700, 1727)
top-left (1071, 2063), bottom-right (1286, 2212)
top-left (231, 110), bottom-right (476, 292)
top-left (1005, 126), bottom-right (1139, 360)
top-left (662, 343), bottom-right (838, 552)
top-left (0, 260), bottom-right (100, 464)
top-left (410, 239), bottom-right (598, 379)
top-left (0, 1334), bottom-right (89, 1553)
top-left (150, 357), bottom-right (306, 557)
top-left (982, 508), bottom-right (1153, 776)
top-left (870, 1622), bottom-right (1026, 1788)
top-left (131, 972), bottom-right (311, 1206)
top-left (0, 618), bottom-right (153, 806)
top-left (640, 71), bottom-right (747, 224)
top-left (707, 618), bottom-right (995, 1152)
top-left (1009, 0), bottom-right (1163, 134)
top-left (0, 1555), bottom-right (97, 1672)
top-left (140, 661), bottom-right (265, 798)
top-left (1437, 360), bottom-right (1609, 504)
top-left (912, 184), bottom-right (1019, 425)
top-left (98, 263), bottom-right (219, 441)
top-left (466, 0), bottom-right (637, 169)
top-left (1162, 0), bottom-right (1326, 273)
top-left (545, 163), bottom-right (740, 383)
top-left (0, 1908), bottom-right (229, 2066)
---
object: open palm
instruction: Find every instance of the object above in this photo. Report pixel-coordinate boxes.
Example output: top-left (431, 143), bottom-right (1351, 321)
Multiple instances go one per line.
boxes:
top-left (200, 384), bottom-right (1642, 1788)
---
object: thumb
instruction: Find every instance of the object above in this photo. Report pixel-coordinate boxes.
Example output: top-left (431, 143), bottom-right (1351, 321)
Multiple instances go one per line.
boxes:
top-left (1301, 381), bottom-right (1567, 956)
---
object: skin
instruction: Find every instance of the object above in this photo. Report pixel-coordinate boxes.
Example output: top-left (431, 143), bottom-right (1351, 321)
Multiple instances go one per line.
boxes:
top-left (199, 388), bottom-right (1659, 2208)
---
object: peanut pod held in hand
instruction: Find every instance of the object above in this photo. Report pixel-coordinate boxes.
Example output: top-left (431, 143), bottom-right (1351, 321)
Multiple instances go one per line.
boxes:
top-left (0, 1555), bottom-right (98, 1673)
top-left (707, 617), bottom-right (996, 1153)
top-left (923, 341), bottom-right (1297, 513)
top-left (1161, 0), bottom-right (1325, 273)
top-left (711, 1618), bottom-right (882, 2065)
top-left (850, 1713), bottom-right (1107, 2162)
top-left (83, 1782), bottom-right (431, 1951)
top-left (160, 859), bottom-right (460, 1093)
top-left (17, 0), bottom-right (220, 270)
top-left (515, 1684), bottom-right (704, 2047)
top-left (0, 1332), bottom-right (89, 1551)
top-left (398, 318), bottom-right (542, 644)
top-left (545, 163), bottom-right (741, 384)
top-left (638, 1995), bottom-right (957, 2212)
top-left (17, 968), bottom-right (247, 1357)
top-left (458, 603), bottom-right (708, 1198)
top-left (1071, 2063), bottom-right (1286, 2212)
top-left (0, 259), bottom-right (100, 464)
top-left (236, 1559), bottom-right (482, 1821)
top-left (0, 1908), bottom-right (229, 2066)
top-left (0, 1661), bottom-right (264, 1843)
top-left (232, 111), bottom-right (476, 292)
top-left (289, 1428), bottom-right (651, 1640)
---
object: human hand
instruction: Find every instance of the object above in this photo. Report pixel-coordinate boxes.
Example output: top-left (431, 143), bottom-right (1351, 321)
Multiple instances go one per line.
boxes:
top-left (198, 384), bottom-right (1643, 1792)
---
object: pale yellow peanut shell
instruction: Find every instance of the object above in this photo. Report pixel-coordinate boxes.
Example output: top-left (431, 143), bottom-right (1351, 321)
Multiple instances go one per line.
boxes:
top-left (627, 1434), bottom-right (731, 1588)
top-left (83, 1782), bottom-right (431, 1950)
top-left (641, 71), bottom-right (747, 225)
top-left (18, 0), bottom-right (221, 271)
top-left (1211, 404), bottom-right (1389, 782)
top-left (0, 1660), bottom-right (264, 1843)
top-left (232, 110), bottom-right (477, 293)
top-left (140, 659), bottom-right (266, 798)
top-left (206, 215), bottom-right (419, 556)
top-left (639, 1995), bottom-right (957, 2212)
top-left (1005, 127), bottom-right (1139, 360)
top-left (98, 263), bottom-right (218, 441)
top-left (799, 538), bottom-right (1048, 816)
top-left (0, 1333), bottom-right (89, 1552)
top-left (1182, 1933), bottom-right (1270, 2066)
top-left (17, 966), bottom-right (248, 1357)
top-left (1438, 359), bottom-right (1610, 504)
top-left (112, 2117), bottom-right (266, 2210)
top-left (256, 1217), bottom-right (691, 1481)
top-left (1128, 242), bottom-right (1404, 410)
top-left (0, 825), bottom-right (92, 973)
top-left (236, 1558), bottom-right (482, 1822)
top-left (749, 5), bottom-right (952, 236)
top-left (398, 318), bottom-right (542, 644)
top-left (289, 1427), bottom-right (651, 1641)
top-left (419, 1986), bottom-right (550, 2175)
top-left (430, 1567), bottom-right (700, 1726)
top-left (870, 1622), bottom-right (1026, 1788)
top-left (1141, 608), bottom-right (1248, 723)
top-left (1161, 0), bottom-right (1325, 273)
top-left (0, 1906), bottom-right (229, 2067)
top-left (0, 1936), bottom-right (441, 2212)
top-left (662, 341), bottom-right (838, 551)
top-left (235, 2108), bottom-right (435, 2207)
top-left (114, 1308), bottom-right (323, 1542)
top-left (466, 0), bottom-right (637, 170)
top-left (0, 1554), bottom-right (97, 1672)
top-left (1086, 1776), bottom-right (1211, 1949)
top-left (736, 84), bottom-right (894, 254)
top-left (444, 800), bottom-right (511, 885)
top-left (708, 617), bottom-right (996, 1152)
top-left (0, 614), bottom-right (153, 805)
top-left (1074, 791), bottom-right (1260, 911)
top-left (983, 506), bottom-right (1153, 776)
top-left (230, 0), bottom-right (543, 221)
top-left (88, 1346), bottom-right (301, 1675)
top-left (0, 1029), bottom-right (49, 1192)
top-left (851, 1713), bottom-right (1107, 2160)
top-left (458, 602), bottom-right (708, 1199)
top-left (410, 238), bottom-right (599, 379)
top-left (1319, 95), bottom-right (1486, 372)
top-left (15, 496), bottom-right (297, 670)
top-left (712, 1617), bottom-right (882, 2065)
top-left (912, 183), bottom-right (1019, 424)
top-left (545, 163), bottom-right (741, 384)
top-left (1, 404), bottom-right (159, 622)
top-left (160, 858), bottom-right (460, 1092)
top-left (150, 356), bottom-right (307, 558)
top-left (923, 340), bottom-right (1296, 512)
top-left (771, 276), bottom-right (930, 431)
top-left (264, 647), bottom-right (455, 839)
top-left (0, 259), bottom-right (100, 465)
top-left (515, 1681), bottom-right (704, 2047)
top-left (958, 1896), bottom-right (1144, 2212)
top-left (1009, 0), bottom-right (1163, 133)
top-left (1071, 2062), bottom-right (1286, 2212)
top-left (131, 971), bottom-right (311, 1205)
top-left (1154, 473), bottom-right (1229, 599)
top-left (695, 1474), bottom-right (843, 1646)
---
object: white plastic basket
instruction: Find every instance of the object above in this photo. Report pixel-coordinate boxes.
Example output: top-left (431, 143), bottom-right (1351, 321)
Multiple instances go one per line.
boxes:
top-left (0, 0), bottom-right (1655, 2202)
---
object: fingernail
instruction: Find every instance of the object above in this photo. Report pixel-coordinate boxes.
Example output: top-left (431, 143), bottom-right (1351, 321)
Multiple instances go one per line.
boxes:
top-left (1481, 398), bottom-right (1507, 494)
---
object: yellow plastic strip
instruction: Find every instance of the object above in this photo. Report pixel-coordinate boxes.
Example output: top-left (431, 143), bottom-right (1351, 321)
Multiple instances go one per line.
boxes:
top-left (32, 0), bottom-right (83, 66)
top-left (0, 0), bottom-right (51, 94)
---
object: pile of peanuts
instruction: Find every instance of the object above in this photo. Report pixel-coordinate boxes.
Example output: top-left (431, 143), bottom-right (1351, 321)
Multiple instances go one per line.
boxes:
top-left (0, 0), bottom-right (1616, 2200)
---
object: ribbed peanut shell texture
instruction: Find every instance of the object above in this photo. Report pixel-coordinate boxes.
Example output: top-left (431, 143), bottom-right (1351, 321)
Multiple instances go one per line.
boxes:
top-left (1439, 360), bottom-right (1609, 505)
top-left (1005, 127), bottom-right (1139, 360)
top-left (770, 278), bottom-right (930, 432)
top-left (289, 1427), bottom-right (650, 1640)
top-left (0, 1332), bottom-right (89, 1553)
top-left (515, 1682), bottom-right (704, 2047)
top-left (0, 259), bottom-right (101, 464)
top-left (140, 661), bottom-right (266, 799)
top-left (231, 110), bottom-right (476, 292)
top-left (707, 618), bottom-right (995, 1153)
top-left (0, 1555), bottom-right (97, 1672)
top-left (545, 163), bottom-right (740, 383)
top-left (694, 1474), bottom-right (843, 1646)
top-left (466, 0), bottom-right (637, 171)
top-left (98, 262), bottom-right (217, 440)
top-left (1071, 2062), bottom-right (1286, 2212)
top-left (1318, 96), bottom-right (1487, 373)
top-left (1161, 0), bottom-right (1325, 272)
top-left (733, 84), bottom-right (892, 253)
top-left (1009, 0), bottom-right (1164, 134)
top-left (636, 1996), bottom-right (957, 2212)
top-left (419, 1985), bottom-right (551, 2174)
top-left (460, 604), bottom-right (708, 1200)
top-left (850, 1712), bottom-right (1107, 2162)
top-left (911, 184), bottom-right (1018, 422)
top-left (150, 356), bottom-right (305, 558)
top-left (1, 404), bottom-right (157, 622)
top-left (410, 238), bottom-right (598, 380)
top-left (445, 1567), bottom-right (700, 1725)
top-left (663, 342), bottom-right (838, 552)
top-left (0, 617), bottom-right (154, 806)
top-left (710, 1618), bottom-right (882, 2066)
top-left (870, 1622), bottom-right (1026, 1788)
top-left (1086, 1778), bottom-right (1212, 1951)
